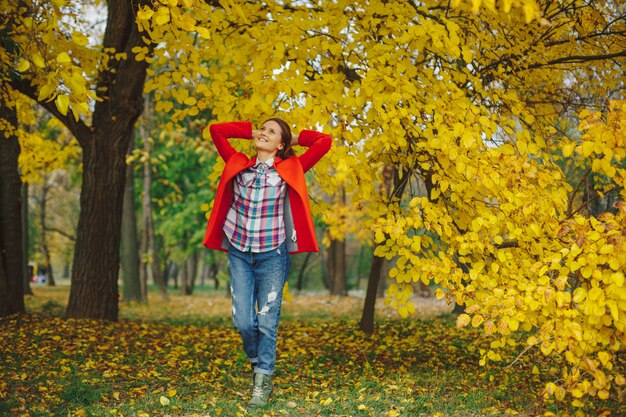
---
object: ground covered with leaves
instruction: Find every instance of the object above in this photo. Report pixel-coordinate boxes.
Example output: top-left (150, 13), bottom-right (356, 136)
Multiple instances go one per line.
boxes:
top-left (1, 286), bottom-right (624, 417)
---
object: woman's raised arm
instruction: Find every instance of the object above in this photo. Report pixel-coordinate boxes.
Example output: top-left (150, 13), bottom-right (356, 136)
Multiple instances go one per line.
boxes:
top-left (293, 130), bottom-right (332, 173)
top-left (206, 121), bottom-right (252, 162)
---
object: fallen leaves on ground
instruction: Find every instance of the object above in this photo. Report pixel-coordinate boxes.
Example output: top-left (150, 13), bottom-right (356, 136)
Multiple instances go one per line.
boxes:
top-left (1, 287), bottom-right (623, 417)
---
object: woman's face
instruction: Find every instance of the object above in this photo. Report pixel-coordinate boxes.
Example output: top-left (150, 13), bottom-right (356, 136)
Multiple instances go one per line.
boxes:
top-left (254, 120), bottom-right (284, 155)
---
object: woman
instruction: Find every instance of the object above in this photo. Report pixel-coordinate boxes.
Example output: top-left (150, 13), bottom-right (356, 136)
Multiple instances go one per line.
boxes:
top-left (202, 118), bottom-right (331, 406)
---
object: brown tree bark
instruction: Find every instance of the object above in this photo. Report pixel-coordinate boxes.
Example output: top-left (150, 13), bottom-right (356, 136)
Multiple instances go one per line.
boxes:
top-left (0, 93), bottom-right (25, 317)
top-left (326, 185), bottom-right (347, 296)
top-left (62, 0), bottom-right (150, 320)
top-left (180, 251), bottom-right (197, 295)
top-left (327, 238), bottom-right (347, 296)
top-left (139, 94), bottom-right (168, 301)
top-left (121, 154), bottom-right (142, 302)
top-left (359, 164), bottom-right (409, 334)
top-left (359, 248), bottom-right (384, 334)
top-left (39, 182), bottom-right (56, 286)
top-left (22, 182), bottom-right (32, 296)
top-left (296, 252), bottom-right (313, 291)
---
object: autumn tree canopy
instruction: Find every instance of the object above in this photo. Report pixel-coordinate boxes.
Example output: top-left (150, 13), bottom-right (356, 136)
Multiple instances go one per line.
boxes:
top-left (2, 0), bottom-right (624, 405)
top-left (122, 0), bottom-right (626, 404)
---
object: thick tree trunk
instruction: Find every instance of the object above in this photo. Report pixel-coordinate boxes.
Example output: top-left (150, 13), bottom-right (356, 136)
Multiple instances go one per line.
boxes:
top-left (359, 248), bottom-right (385, 334)
top-left (62, 0), bottom-right (150, 320)
top-left (0, 96), bottom-right (25, 317)
top-left (121, 157), bottom-right (142, 301)
top-left (64, 127), bottom-right (133, 319)
top-left (22, 182), bottom-right (32, 295)
top-left (40, 183), bottom-right (56, 286)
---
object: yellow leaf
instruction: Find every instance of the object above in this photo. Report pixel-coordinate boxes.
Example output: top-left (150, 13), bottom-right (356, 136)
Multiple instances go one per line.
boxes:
top-left (55, 95), bottom-right (70, 116)
top-left (527, 336), bottom-right (539, 346)
top-left (72, 32), bottom-right (89, 46)
top-left (597, 351), bottom-right (611, 366)
top-left (508, 318), bottom-right (520, 331)
top-left (471, 314), bottom-right (484, 328)
top-left (282, 281), bottom-right (292, 303)
top-left (137, 8), bottom-right (154, 20)
top-left (196, 26), bottom-right (211, 40)
top-left (555, 385), bottom-right (566, 401)
top-left (32, 53), bottom-right (45, 68)
top-left (471, 0), bottom-right (482, 14)
top-left (523, 0), bottom-right (537, 23)
top-left (17, 58), bottom-right (30, 72)
top-left (56, 52), bottom-right (71, 64)
top-left (155, 7), bottom-right (171, 25)
top-left (167, 389), bottom-right (177, 397)
top-left (456, 314), bottom-right (471, 328)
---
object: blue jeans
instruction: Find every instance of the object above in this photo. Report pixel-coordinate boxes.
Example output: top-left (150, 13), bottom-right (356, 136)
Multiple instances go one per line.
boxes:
top-left (228, 241), bottom-right (290, 376)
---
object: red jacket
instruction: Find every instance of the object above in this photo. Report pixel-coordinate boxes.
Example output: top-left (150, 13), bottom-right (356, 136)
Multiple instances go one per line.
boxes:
top-left (202, 121), bottom-right (332, 254)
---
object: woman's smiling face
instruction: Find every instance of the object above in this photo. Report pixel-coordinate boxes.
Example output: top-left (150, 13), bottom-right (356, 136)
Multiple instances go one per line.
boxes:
top-left (254, 120), bottom-right (284, 154)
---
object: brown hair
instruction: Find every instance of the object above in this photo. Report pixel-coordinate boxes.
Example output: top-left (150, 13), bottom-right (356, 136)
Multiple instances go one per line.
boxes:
top-left (265, 117), bottom-right (295, 159)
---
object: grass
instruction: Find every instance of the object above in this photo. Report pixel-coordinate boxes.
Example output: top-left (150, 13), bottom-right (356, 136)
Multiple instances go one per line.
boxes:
top-left (0, 285), bottom-right (623, 417)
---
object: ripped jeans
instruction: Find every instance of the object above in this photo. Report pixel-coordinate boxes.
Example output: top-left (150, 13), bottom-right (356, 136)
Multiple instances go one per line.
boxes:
top-left (228, 241), bottom-right (290, 376)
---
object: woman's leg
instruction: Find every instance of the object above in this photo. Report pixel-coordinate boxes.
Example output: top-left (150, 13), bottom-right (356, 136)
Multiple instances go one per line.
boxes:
top-left (228, 245), bottom-right (259, 365)
top-left (252, 242), bottom-right (290, 376)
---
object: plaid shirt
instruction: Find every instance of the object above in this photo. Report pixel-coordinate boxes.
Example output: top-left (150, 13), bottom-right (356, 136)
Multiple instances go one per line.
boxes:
top-left (223, 158), bottom-right (287, 252)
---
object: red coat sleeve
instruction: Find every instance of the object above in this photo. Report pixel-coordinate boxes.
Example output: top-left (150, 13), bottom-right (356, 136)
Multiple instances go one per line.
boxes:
top-left (296, 130), bottom-right (332, 173)
top-left (208, 122), bottom-right (252, 162)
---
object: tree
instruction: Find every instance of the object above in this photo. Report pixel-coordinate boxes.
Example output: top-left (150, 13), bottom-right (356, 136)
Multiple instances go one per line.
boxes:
top-left (137, 0), bottom-right (623, 404)
top-left (4, 0), bottom-right (154, 320)
top-left (120, 139), bottom-right (142, 302)
top-left (0, 89), bottom-right (25, 317)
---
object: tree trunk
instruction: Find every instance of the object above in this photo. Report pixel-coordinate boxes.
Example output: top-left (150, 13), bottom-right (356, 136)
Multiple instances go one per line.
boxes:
top-left (296, 252), bottom-right (313, 291)
top-left (22, 182), bottom-right (32, 296)
top-left (121, 154), bottom-right (142, 301)
top-left (355, 244), bottom-right (367, 291)
top-left (64, 125), bottom-right (131, 319)
top-left (40, 183), bottom-right (56, 286)
top-left (359, 164), bottom-right (409, 333)
top-left (0, 94), bottom-right (25, 317)
top-left (359, 248), bottom-right (385, 334)
top-left (139, 94), bottom-right (168, 301)
top-left (327, 238), bottom-right (347, 296)
top-left (180, 261), bottom-right (188, 295)
top-left (180, 251), bottom-right (197, 295)
top-left (326, 185), bottom-right (347, 295)
top-left (62, 0), bottom-right (150, 320)
top-left (207, 252), bottom-right (219, 290)
top-left (377, 258), bottom-right (391, 297)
